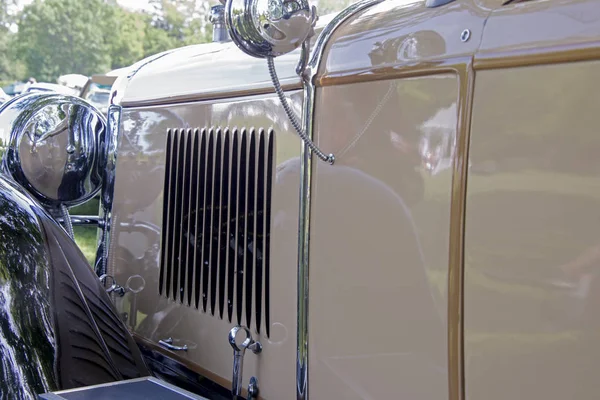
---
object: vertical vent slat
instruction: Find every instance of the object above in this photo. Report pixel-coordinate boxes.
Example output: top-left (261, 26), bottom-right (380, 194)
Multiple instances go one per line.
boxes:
top-left (186, 130), bottom-right (199, 306)
top-left (178, 129), bottom-right (193, 303)
top-left (202, 130), bottom-right (215, 312)
top-left (170, 129), bottom-right (186, 301)
top-left (210, 130), bottom-right (223, 316)
top-left (245, 130), bottom-right (256, 329)
top-left (236, 129), bottom-right (247, 326)
top-left (255, 129), bottom-right (265, 334)
top-left (194, 129), bottom-right (207, 309)
top-left (167, 129), bottom-right (183, 299)
top-left (227, 130), bottom-right (239, 323)
top-left (159, 129), bottom-right (174, 296)
top-left (264, 129), bottom-right (274, 337)
top-left (219, 130), bottom-right (231, 319)
top-left (160, 126), bottom-right (273, 337)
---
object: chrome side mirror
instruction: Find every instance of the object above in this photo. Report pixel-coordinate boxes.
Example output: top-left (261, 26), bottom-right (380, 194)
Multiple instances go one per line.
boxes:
top-left (0, 92), bottom-right (105, 208)
top-left (225, 0), bottom-right (317, 58)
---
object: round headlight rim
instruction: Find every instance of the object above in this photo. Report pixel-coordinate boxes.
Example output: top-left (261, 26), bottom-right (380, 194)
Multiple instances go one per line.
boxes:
top-left (2, 92), bottom-right (106, 209)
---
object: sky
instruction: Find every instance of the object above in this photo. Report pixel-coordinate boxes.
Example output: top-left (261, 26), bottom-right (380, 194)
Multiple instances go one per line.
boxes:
top-left (8, 0), bottom-right (154, 30)
top-left (16, 0), bottom-right (154, 12)
top-left (116, 0), bottom-right (154, 12)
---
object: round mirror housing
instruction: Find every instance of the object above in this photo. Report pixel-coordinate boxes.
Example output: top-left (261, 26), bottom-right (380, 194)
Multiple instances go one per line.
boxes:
top-left (225, 0), bottom-right (317, 58)
top-left (0, 92), bottom-right (105, 207)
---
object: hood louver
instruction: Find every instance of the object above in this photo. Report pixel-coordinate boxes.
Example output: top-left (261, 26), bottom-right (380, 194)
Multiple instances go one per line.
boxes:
top-left (159, 127), bottom-right (274, 337)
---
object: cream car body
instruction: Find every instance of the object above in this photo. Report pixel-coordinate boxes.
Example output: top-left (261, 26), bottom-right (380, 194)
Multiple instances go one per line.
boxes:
top-left (94, 0), bottom-right (600, 398)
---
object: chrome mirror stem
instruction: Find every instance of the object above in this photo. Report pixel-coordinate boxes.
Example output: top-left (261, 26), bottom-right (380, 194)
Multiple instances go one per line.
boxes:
top-left (266, 55), bottom-right (335, 164)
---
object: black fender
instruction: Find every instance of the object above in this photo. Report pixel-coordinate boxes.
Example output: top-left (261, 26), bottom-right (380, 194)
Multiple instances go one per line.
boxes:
top-left (0, 176), bottom-right (149, 399)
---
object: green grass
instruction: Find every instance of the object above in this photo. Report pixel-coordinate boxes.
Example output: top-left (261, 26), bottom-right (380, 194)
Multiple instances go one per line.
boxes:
top-left (73, 225), bottom-right (97, 266)
top-left (70, 196), bottom-right (100, 266)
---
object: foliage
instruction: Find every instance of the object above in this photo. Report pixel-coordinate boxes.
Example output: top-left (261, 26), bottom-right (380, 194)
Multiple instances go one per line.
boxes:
top-left (0, 0), bottom-right (216, 84)
top-left (0, 0), bottom-right (24, 81)
top-left (143, 0), bottom-right (212, 54)
top-left (16, 0), bottom-right (113, 82)
top-left (0, 0), bottom-right (359, 84)
top-left (104, 6), bottom-right (147, 71)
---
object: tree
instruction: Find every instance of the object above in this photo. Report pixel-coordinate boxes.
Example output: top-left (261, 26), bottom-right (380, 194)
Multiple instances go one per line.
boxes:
top-left (0, 0), bottom-right (24, 82)
top-left (10, 0), bottom-right (215, 82)
top-left (104, 6), bottom-right (146, 70)
top-left (142, 0), bottom-right (211, 57)
top-left (16, 0), bottom-right (112, 82)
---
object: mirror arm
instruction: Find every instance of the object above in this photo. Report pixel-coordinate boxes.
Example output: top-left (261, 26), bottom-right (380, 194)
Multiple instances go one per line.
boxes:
top-left (267, 55), bottom-right (334, 165)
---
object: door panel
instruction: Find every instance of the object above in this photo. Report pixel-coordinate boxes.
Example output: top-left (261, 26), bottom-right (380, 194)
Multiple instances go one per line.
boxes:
top-left (309, 74), bottom-right (459, 399)
top-left (464, 60), bottom-right (600, 399)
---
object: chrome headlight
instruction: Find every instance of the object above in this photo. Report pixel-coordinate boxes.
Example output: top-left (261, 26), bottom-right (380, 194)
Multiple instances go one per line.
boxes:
top-left (225, 0), bottom-right (317, 58)
top-left (0, 92), bottom-right (105, 207)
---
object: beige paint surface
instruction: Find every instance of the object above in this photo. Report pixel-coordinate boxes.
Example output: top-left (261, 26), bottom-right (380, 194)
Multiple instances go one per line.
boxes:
top-left (465, 60), bottom-right (600, 399)
top-left (108, 92), bottom-right (303, 399)
top-left (308, 74), bottom-right (457, 399)
top-left (104, 0), bottom-right (600, 398)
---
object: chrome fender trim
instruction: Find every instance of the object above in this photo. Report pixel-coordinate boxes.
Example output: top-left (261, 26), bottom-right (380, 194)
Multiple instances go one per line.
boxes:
top-left (296, 0), bottom-right (385, 398)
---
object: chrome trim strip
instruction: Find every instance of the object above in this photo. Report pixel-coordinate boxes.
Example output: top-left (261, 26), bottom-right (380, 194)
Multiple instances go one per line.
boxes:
top-left (95, 104), bottom-right (122, 276)
top-left (296, 83), bottom-right (313, 400)
top-left (304, 0), bottom-right (385, 83)
top-left (296, 1), bottom-right (384, 398)
top-left (59, 215), bottom-right (101, 227)
top-left (51, 376), bottom-right (208, 399)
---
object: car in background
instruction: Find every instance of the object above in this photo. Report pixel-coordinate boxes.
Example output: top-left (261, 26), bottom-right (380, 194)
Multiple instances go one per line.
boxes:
top-left (84, 88), bottom-right (110, 115)
top-left (22, 82), bottom-right (80, 96)
top-left (2, 81), bottom-right (25, 96)
top-left (0, 88), bottom-right (10, 105)
top-left (57, 73), bottom-right (89, 93)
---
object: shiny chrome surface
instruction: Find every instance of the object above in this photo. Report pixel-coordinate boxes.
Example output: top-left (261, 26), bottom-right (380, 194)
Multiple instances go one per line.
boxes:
top-left (68, 215), bottom-right (101, 226)
top-left (210, 5), bottom-right (231, 43)
top-left (60, 204), bottom-right (74, 238)
top-left (296, 82), bottom-right (313, 400)
top-left (247, 376), bottom-right (259, 399)
top-left (426, 0), bottom-right (456, 7)
top-left (46, 377), bottom-right (209, 400)
top-left (225, 0), bottom-right (317, 58)
top-left (96, 104), bottom-right (122, 276)
top-left (229, 326), bottom-right (262, 399)
top-left (267, 56), bottom-right (333, 164)
top-left (0, 92), bottom-right (105, 208)
top-left (295, 1), bottom-right (387, 398)
top-left (304, 0), bottom-right (386, 81)
top-left (460, 29), bottom-right (471, 42)
top-left (0, 175), bottom-right (148, 399)
top-left (159, 337), bottom-right (189, 352)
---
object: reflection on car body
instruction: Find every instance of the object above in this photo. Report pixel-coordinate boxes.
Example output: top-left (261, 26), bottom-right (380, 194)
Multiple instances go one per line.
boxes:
top-left (0, 0), bottom-right (600, 399)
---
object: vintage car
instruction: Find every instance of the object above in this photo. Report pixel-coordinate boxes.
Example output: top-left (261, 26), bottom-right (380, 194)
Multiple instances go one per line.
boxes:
top-left (0, 0), bottom-right (599, 398)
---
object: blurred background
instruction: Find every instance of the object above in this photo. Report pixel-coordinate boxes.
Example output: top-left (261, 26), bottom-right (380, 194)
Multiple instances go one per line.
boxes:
top-left (0, 0), bottom-right (352, 95)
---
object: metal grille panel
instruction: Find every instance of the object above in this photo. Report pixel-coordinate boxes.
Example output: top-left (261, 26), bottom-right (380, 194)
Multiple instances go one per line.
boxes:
top-left (159, 127), bottom-right (274, 336)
